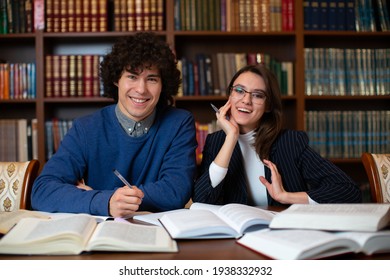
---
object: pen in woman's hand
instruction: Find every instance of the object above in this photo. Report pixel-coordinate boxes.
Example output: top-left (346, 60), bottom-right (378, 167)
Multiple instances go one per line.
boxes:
top-left (113, 169), bottom-right (133, 189)
top-left (210, 103), bottom-right (230, 120)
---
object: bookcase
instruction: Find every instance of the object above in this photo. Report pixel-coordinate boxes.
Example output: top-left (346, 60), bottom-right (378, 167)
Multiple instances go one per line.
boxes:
top-left (0, 0), bottom-right (389, 196)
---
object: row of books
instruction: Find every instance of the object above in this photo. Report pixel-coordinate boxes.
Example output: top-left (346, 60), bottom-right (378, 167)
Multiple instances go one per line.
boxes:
top-left (305, 110), bottom-right (390, 159)
top-left (0, 118), bottom-right (38, 162)
top-left (175, 0), bottom-right (294, 32)
top-left (0, 0), bottom-right (34, 34)
top-left (0, 0), bottom-right (166, 34)
top-left (0, 63), bottom-right (36, 100)
top-left (45, 0), bottom-right (108, 32)
top-left (45, 55), bottom-right (103, 98)
top-left (178, 53), bottom-right (294, 97)
top-left (113, 0), bottom-right (165, 32)
top-left (304, 48), bottom-right (390, 96)
top-left (195, 120), bottom-right (219, 162)
top-left (304, 0), bottom-right (390, 31)
top-left (45, 118), bottom-right (73, 160)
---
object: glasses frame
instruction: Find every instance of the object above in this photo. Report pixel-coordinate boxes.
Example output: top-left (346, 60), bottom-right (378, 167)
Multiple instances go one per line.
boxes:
top-left (229, 85), bottom-right (267, 105)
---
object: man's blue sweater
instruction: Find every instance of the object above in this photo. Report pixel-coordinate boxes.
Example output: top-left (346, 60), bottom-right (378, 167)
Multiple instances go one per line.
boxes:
top-left (31, 105), bottom-right (198, 216)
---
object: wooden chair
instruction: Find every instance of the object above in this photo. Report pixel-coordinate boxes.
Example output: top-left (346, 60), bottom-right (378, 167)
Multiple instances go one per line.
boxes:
top-left (361, 153), bottom-right (390, 203)
top-left (0, 160), bottom-right (40, 211)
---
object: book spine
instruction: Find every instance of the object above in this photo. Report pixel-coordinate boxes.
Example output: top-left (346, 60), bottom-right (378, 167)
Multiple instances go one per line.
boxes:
top-left (82, 0), bottom-right (91, 32)
top-left (52, 0), bottom-right (60, 32)
top-left (59, 0), bottom-right (67, 32)
top-left (60, 55), bottom-right (68, 97)
top-left (98, 0), bottom-right (107, 31)
top-left (83, 55), bottom-right (93, 97)
top-left (336, 0), bottom-right (346, 30)
top-left (68, 55), bottom-right (76, 97)
top-left (52, 55), bottom-right (61, 97)
top-left (45, 55), bottom-right (53, 97)
top-left (76, 55), bottom-right (84, 96)
top-left (90, 0), bottom-right (98, 32)
top-left (74, 0), bottom-right (83, 32)
top-left (25, 0), bottom-right (33, 33)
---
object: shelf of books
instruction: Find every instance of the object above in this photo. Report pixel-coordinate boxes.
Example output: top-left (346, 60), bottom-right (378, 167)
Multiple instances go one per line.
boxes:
top-left (0, 0), bottom-right (389, 195)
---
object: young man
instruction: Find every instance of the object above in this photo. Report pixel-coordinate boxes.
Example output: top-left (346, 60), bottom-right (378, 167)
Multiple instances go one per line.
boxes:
top-left (32, 32), bottom-right (198, 217)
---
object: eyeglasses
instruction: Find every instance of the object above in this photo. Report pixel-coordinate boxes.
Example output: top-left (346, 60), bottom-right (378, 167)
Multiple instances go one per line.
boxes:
top-left (230, 85), bottom-right (267, 105)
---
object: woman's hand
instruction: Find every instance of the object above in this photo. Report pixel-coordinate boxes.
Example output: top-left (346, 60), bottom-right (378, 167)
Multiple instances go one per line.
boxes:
top-left (215, 99), bottom-right (239, 140)
top-left (260, 159), bottom-right (308, 204)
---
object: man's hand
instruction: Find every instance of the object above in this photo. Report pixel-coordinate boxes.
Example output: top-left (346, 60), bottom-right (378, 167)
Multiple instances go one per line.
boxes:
top-left (109, 185), bottom-right (144, 218)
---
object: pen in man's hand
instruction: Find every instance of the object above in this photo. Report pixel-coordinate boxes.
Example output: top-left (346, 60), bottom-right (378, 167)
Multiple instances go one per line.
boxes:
top-left (113, 169), bottom-right (133, 189)
top-left (210, 103), bottom-right (229, 120)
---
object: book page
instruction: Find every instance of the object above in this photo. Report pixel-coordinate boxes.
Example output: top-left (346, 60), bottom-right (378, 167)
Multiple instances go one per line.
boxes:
top-left (0, 210), bottom-right (50, 234)
top-left (270, 204), bottom-right (390, 231)
top-left (217, 204), bottom-right (275, 234)
top-left (335, 230), bottom-right (390, 255)
top-left (0, 214), bottom-right (97, 255)
top-left (87, 221), bottom-right (177, 252)
top-left (159, 209), bottom-right (239, 238)
top-left (133, 209), bottom-right (188, 226)
top-left (237, 229), bottom-right (358, 260)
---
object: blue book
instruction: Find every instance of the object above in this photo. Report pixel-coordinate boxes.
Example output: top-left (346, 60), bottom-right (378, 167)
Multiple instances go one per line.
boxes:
top-left (311, 1), bottom-right (321, 30)
top-left (328, 0), bottom-right (337, 30)
top-left (336, 0), bottom-right (346, 30)
top-left (304, 0), bottom-right (312, 30)
top-left (345, 0), bottom-right (356, 30)
top-left (319, 0), bottom-right (329, 30)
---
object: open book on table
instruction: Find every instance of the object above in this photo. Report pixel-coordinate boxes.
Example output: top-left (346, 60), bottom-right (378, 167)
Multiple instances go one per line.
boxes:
top-left (0, 210), bottom-right (51, 234)
top-left (237, 228), bottom-right (390, 260)
top-left (269, 204), bottom-right (390, 232)
top-left (0, 214), bottom-right (177, 255)
top-left (158, 202), bottom-right (276, 239)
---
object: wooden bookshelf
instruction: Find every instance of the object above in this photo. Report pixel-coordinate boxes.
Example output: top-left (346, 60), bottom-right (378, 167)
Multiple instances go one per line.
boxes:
top-left (0, 0), bottom-right (389, 190)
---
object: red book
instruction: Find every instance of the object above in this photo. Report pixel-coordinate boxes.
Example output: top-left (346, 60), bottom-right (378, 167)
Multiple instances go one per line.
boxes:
top-left (135, 0), bottom-right (143, 31)
top-left (59, 0), bottom-right (68, 32)
top-left (83, 55), bottom-right (93, 97)
top-left (60, 55), bottom-right (69, 97)
top-left (52, 55), bottom-right (61, 97)
top-left (45, 55), bottom-right (53, 97)
top-left (82, 0), bottom-right (91, 32)
top-left (98, 0), bottom-right (108, 31)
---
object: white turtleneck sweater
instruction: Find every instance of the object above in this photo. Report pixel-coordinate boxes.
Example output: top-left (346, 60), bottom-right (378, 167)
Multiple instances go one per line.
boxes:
top-left (209, 130), bottom-right (268, 206)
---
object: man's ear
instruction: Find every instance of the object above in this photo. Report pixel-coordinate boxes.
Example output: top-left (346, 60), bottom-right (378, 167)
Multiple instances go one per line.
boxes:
top-left (113, 82), bottom-right (118, 86)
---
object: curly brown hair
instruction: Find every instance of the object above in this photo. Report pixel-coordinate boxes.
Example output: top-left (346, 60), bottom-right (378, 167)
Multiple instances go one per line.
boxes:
top-left (226, 64), bottom-right (283, 160)
top-left (100, 32), bottom-right (181, 110)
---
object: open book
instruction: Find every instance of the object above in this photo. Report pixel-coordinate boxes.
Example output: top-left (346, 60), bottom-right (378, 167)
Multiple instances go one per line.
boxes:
top-left (158, 202), bottom-right (276, 239)
top-left (237, 228), bottom-right (390, 260)
top-left (0, 214), bottom-right (177, 255)
top-left (269, 204), bottom-right (390, 232)
top-left (0, 210), bottom-right (50, 234)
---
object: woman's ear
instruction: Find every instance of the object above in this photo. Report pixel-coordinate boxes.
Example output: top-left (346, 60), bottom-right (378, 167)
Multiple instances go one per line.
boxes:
top-left (113, 82), bottom-right (118, 86)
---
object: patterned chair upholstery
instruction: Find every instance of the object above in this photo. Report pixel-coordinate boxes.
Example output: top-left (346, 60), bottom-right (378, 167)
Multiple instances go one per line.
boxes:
top-left (0, 160), bottom-right (40, 211)
top-left (361, 153), bottom-right (390, 203)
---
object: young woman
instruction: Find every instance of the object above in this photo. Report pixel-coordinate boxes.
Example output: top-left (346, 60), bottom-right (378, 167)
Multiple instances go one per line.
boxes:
top-left (193, 64), bottom-right (361, 206)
